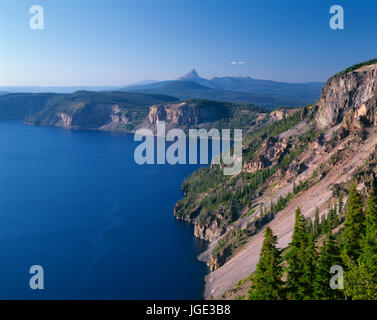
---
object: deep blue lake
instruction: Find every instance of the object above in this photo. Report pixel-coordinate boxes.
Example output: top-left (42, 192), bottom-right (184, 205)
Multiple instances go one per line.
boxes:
top-left (0, 121), bottom-right (208, 299)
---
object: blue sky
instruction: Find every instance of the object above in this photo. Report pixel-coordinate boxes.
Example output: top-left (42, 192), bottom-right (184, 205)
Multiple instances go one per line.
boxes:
top-left (0, 0), bottom-right (376, 86)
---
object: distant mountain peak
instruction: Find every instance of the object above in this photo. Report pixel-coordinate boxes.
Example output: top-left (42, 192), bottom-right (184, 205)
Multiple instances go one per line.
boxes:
top-left (178, 69), bottom-right (201, 80)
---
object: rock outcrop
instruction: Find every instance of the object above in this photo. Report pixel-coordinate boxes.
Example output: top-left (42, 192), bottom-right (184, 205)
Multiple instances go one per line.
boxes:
top-left (243, 136), bottom-right (291, 173)
top-left (316, 64), bottom-right (377, 129)
top-left (110, 105), bottom-right (130, 124)
top-left (57, 112), bottom-right (72, 129)
top-left (174, 200), bottom-right (232, 242)
top-left (147, 100), bottom-right (230, 131)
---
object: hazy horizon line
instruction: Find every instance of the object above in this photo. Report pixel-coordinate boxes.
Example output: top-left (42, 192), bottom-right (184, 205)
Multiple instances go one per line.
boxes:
top-left (0, 72), bottom-right (326, 89)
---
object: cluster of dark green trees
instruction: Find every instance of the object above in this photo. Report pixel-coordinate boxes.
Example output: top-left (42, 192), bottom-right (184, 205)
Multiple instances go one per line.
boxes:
top-left (248, 178), bottom-right (377, 300)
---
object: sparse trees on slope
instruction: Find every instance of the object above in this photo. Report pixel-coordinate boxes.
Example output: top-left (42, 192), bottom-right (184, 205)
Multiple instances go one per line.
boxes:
top-left (248, 227), bottom-right (284, 300)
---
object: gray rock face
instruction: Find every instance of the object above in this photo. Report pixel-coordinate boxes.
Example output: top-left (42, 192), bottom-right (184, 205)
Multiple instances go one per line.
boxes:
top-left (147, 100), bottom-right (230, 131)
top-left (316, 64), bottom-right (377, 129)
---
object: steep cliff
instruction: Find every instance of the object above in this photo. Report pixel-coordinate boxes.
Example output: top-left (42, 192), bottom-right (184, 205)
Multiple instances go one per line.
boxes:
top-left (147, 100), bottom-right (229, 131)
top-left (316, 63), bottom-right (377, 129)
top-left (146, 99), bottom-right (265, 133)
top-left (175, 60), bottom-right (377, 299)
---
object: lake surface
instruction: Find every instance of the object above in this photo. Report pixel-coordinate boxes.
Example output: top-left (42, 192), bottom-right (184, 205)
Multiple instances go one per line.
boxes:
top-left (0, 121), bottom-right (208, 299)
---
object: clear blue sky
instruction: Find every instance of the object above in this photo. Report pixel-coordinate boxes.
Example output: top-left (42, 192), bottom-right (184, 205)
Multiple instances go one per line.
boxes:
top-left (1, 0), bottom-right (376, 86)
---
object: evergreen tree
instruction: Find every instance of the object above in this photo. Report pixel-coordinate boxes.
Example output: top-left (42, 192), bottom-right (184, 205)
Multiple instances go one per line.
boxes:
top-left (313, 207), bottom-right (320, 238)
top-left (248, 227), bottom-right (284, 300)
top-left (343, 254), bottom-right (377, 300)
top-left (333, 204), bottom-right (340, 227)
top-left (320, 212), bottom-right (331, 235)
top-left (299, 180), bottom-right (304, 192)
top-left (338, 191), bottom-right (343, 216)
top-left (362, 176), bottom-right (377, 277)
top-left (306, 218), bottom-right (313, 235)
top-left (320, 214), bottom-right (326, 235)
top-left (342, 181), bottom-right (365, 261)
top-left (286, 207), bottom-right (317, 299)
top-left (313, 231), bottom-right (343, 300)
top-left (329, 204), bottom-right (337, 228)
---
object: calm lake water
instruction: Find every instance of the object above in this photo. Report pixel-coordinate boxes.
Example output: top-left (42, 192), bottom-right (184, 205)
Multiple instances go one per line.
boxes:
top-left (0, 121), bottom-right (208, 299)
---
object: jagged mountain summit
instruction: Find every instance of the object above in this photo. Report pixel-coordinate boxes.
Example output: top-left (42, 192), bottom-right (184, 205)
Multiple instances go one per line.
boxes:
top-left (177, 69), bottom-right (202, 81)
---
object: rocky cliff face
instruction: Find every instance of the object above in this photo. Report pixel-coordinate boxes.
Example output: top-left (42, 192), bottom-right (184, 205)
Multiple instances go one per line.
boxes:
top-left (110, 105), bottom-right (130, 124)
top-left (147, 100), bottom-right (230, 131)
top-left (54, 103), bottom-right (113, 129)
top-left (57, 112), bottom-right (72, 128)
top-left (243, 136), bottom-right (291, 173)
top-left (174, 200), bottom-right (231, 242)
top-left (316, 64), bottom-right (377, 129)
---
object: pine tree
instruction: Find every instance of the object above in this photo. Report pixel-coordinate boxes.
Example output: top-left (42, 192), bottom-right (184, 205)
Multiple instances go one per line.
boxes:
top-left (320, 212), bottom-right (331, 235)
top-left (299, 180), bottom-right (304, 192)
top-left (248, 227), bottom-right (284, 300)
top-left (329, 204), bottom-right (336, 228)
top-left (342, 181), bottom-right (365, 261)
top-left (343, 254), bottom-right (377, 300)
top-left (313, 231), bottom-right (343, 300)
top-left (307, 218), bottom-right (313, 235)
top-left (361, 176), bottom-right (377, 277)
top-left (286, 207), bottom-right (317, 299)
top-left (320, 214), bottom-right (326, 235)
top-left (338, 191), bottom-right (343, 216)
top-left (333, 203), bottom-right (340, 227)
top-left (314, 207), bottom-right (320, 238)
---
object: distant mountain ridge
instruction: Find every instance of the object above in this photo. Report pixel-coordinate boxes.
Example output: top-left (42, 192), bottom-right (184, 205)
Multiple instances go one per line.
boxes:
top-left (122, 69), bottom-right (324, 109)
top-left (124, 80), bottom-right (311, 109)
top-left (0, 70), bottom-right (324, 108)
